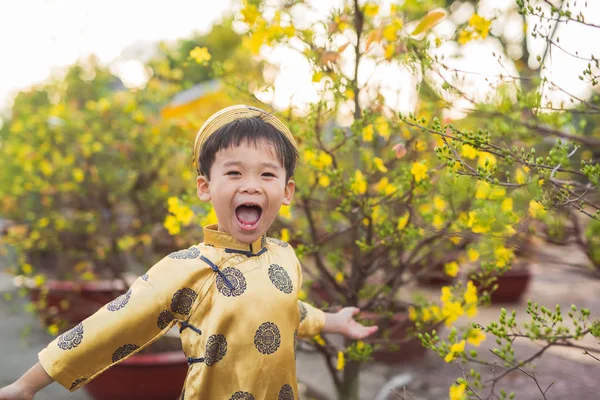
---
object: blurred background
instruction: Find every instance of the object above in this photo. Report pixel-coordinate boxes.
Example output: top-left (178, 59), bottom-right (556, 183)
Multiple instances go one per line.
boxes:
top-left (1, 0), bottom-right (599, 399)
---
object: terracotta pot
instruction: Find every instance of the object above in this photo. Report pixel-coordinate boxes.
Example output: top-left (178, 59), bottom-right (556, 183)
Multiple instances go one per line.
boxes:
top-left (23, 279), bottom-right (127, 328)
top-left (84, 351), bottom-right (188, 400)
top-left (416, 264), bottom-right (456, 286)
top-left (473, 267), bottom-right (531, 304)
top-left (360, 311), bottom-right (437, 364)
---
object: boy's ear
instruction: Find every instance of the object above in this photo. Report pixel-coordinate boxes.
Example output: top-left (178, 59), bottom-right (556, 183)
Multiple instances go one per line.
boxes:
top-left (282, 179), bottom-right (295, 206)
top-left (196, 175), bottom-right (211, 202)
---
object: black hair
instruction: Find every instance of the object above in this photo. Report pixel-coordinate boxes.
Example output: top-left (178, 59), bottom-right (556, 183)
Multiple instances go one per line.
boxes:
top-left (197, 116), bottom-right (298, 181)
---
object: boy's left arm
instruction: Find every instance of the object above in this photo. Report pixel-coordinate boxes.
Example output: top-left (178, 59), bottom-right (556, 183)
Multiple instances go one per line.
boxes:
top-left (321, 307), bottom-right (379, 339)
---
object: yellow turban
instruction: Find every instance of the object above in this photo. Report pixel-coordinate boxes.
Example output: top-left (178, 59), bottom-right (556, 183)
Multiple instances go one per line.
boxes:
top-left (193, 104), bottom-right (297, 174)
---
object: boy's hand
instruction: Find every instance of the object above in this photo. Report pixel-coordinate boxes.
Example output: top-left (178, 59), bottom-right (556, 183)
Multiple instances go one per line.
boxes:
top-left (0, 383), bottom-right (35, 400)
top-left (323, 307), bottom-right (379, 339)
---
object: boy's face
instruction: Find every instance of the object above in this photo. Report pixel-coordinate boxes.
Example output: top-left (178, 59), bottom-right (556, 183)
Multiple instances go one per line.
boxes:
top-left (196, 140), bottom-right (295, 244)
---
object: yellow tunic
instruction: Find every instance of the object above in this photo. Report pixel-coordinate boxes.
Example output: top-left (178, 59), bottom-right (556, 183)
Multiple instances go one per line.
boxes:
top-left (38, 224), bottom-right (325, 399)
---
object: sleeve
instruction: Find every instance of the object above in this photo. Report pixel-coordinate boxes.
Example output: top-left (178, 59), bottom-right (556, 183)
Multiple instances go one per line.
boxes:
top-left (38, 252), bottom-right (210, 392)
top-left (294, 252), bottom-right (325, 338)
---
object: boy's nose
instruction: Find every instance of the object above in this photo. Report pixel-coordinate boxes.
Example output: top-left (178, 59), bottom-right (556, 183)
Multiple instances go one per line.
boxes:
top-left (240, 185), bottom-right (263, 194)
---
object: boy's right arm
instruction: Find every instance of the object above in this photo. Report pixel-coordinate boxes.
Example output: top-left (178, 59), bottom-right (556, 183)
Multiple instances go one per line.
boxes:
top-left (0, 363), bottom-right (53, 400)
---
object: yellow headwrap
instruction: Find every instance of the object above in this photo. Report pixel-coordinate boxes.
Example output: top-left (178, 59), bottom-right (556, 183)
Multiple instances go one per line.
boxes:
top-left (193, 104), bottom-right (297, 174)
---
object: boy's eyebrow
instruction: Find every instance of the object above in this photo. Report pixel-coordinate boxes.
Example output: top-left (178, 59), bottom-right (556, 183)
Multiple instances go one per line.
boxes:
top-left (222, 160), bottom-right (281, 169)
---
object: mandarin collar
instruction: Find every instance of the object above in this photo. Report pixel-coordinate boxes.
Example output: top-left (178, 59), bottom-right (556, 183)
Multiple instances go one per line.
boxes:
top-left (202, 224), bottom-right (267, 254)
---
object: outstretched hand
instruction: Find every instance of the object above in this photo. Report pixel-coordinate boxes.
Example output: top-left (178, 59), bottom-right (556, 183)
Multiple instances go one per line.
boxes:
top-left (0, 383), bottom-right (35, 400)
top-left (323, 307), bottom-right (379, 339)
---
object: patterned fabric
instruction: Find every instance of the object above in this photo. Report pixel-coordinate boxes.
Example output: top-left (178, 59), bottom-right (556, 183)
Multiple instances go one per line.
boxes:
top-left (141, 273), bottom-right (149, 281)
top-left (111, 344), bottom-right (139, 363)
top-left (168, 247), bottom-right (201, 259)
top-left (268, 237), bottom-right (289, 247)
top-left (171, 288), bottom-right (198, 315)
top-left (216, 267), bottom-right (247, 297)
top-left (57, 323), bottom-right (84, 351)
top-left (38, 225), bottom-right (326, 397)
top-left (254, 322), bottom-right (281, 355)
top-left (269, 264), bottom-right (293, 294)
top-left (106, 289), bottom-right (132, 312)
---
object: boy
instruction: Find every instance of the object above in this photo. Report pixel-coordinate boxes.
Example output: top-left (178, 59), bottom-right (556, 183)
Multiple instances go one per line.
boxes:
top-left (0, 105), bottom-right (378, 400)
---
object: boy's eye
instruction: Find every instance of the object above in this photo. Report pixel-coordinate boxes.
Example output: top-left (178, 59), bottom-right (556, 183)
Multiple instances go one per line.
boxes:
top-left (226, 171), bottom-right (241, 176)
top-left (262, 172), bottom-right (276, 177)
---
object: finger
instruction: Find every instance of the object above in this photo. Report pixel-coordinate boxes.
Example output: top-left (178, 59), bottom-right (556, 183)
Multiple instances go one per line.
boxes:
top-left (351, 307), bottom-right (360, 316)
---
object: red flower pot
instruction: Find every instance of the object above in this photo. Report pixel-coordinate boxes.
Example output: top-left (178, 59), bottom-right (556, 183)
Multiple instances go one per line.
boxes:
top-left (84, 351), bottom-right (188, 400)
top-left (24, 279), bottom-right (127, 327)
top-left (474, 267), bottom-right (531, 304)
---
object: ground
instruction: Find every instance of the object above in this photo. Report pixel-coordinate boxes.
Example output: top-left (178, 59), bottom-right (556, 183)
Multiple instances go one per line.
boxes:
top-left (1, 241), bottom-right (598, 400)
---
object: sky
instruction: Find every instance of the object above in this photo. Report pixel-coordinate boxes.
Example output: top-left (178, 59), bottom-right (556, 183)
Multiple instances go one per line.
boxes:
top-left (0, 0), bottom-right (599, 119)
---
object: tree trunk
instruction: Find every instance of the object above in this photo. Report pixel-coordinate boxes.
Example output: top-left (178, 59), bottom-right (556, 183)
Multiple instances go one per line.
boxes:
top-left (338, 361), bottom-right (361, 400)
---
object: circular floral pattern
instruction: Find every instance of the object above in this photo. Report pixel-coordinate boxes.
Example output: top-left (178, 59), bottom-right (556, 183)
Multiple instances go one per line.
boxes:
top-left (171, 288), bottom-right (198, 315)
top-left (268, 264), bottom-right (293, 294)
top-left (278, 384), bottom-right (294, 400)
top-left (268, 237), bottom-right (289, 247)
top-left (298, 302), bottom-right (307, 323)
top-left (157, 310), bottom-right (175, 330)
top-left (254, 322), bottom-right (281, 355)
top-left (141, 273), bottom-right (149, 281)
top-left (168, 247), bottom-right (201, 259)
top-left (205, 334), bottom-right (228, 366)
top-left (107, 289), bottom-right (132, 312)
top-left (216, 267), bottom-right (247, 297)
top-left (69, 378), bottom-right (87, 391)
top-left (58, 323), bottom-right (84, 350)
top-left (230, 392), bottom-right (255, 400)
top-left (111, 344), bottom-right (139, 363)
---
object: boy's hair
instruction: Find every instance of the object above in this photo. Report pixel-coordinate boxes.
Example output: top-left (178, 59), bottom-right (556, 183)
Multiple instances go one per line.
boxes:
top-left (197, 116), bottom-right (298, 181)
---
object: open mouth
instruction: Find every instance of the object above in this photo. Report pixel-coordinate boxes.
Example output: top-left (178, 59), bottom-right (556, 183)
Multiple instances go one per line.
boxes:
top-left (235, 203), bottom-right (263, 231)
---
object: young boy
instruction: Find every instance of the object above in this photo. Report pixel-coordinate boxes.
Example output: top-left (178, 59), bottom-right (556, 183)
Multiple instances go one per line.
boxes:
top-left (0, 105), bottom-right (378, 400)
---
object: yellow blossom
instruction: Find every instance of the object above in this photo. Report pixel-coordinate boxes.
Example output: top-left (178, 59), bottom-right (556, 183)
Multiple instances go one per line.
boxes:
top-left (408, 306), bottom-right (418, 321)
top-left (336, 351), bottom-right (345, 370)
top-left (298, 289), bottom-right (307, 301)
top-left (449, 382), bottom-right (467, 400)
top-left (467, 248), bottom-right (480, 262)
top-left (494, 246), bottom-right (513, 268)
top-left (433, 196), bottom-right (447, 211)
top-left (190, 47), bottom-right (212, 64)
top-left (164, 215), bottom-right (180, 235)
top-left (433, 214), bottom-right (444, 229)
top-left (200, 207), bottom-right (217, 226)
top-left (48, 324), bottom-right (60, 336)
top-left (501, 198), bottom-right (513, 212)
top-left (444, 261), bottom-right (459, 278)
top-left (313, 152), bottom-right (333, 168)
top-left (335, 271), bottom-right (344, 283)
top-left (318, 175), bottom-right (330, 188)
top-left (303, 149), bottom-right (316, 162)
top-left (528, 200), bottom-right (546, 219)
top-left (469, 14), bottom-right (491, 39)
top-left (461, 144), bottom-right (478, 160)
top-left (351, 170), bottom-right (367, 195)
top-left (373, 157), bottom-right (388, 173)
top-left (443, 301), bottom-right (465, 326)
top-left (279, 205), bottom-right (292, 219)
top-left (241, 2), bottom-right (260, 25)
top-left (444, 340), bottom-right (466, 362)
top-left (72, 168), bottom-right (85, 183)
top-left (397, 213), bottom-right (410, 230)
top-left (411, 162), bottom-right (428, 183)
top-left (357, 340), bottom-right (365, 350)
top-left (515, 168), bottom-right (528, 184)
top-left (384, 44), bottom-right (395, 59)
top-left (464, 281), bottom-right (478, 305)
top-left (467, 329), bottom-right (486, 347)
top-left (458, 29), bottom-right (475, 44)
top-left (362, 124), bottom-right (374, 142)
top-left (22, 263), bottom-right (33, 275)
top-left (280, 228), bottom-right (290, 243)
top-left (374, 117), bottom-right (390, 139)
top-left (314, 335), bottom-right (326, 346)
top-left (478, 153), bottom-right (497, 169)
top-left (363, 3), bottom-right (379, 17)
top-left (441, 286), bottom-right (453, 304)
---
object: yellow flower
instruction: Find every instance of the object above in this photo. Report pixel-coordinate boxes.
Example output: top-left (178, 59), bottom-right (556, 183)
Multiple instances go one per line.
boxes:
top-left (280, 228), bottom-right (290, 243)
top-left (475, 181), bottom-right (491, 199)
top-left (461, 144), bottom-right (478, 160)
top-left (312, 71), bottom-right (324, 83)
top-left (441, 286), bottom-right (453, 304)
top-left (444, 261), bottom-right (459, 278)
top-left (279, 205), bottom-right (292, 219)
top-left (443, 301), bottom-right (465, 326)
top-left (373, 157), bottom-right (388, 173)
top-left (314, 335), bottom-right (326, 346)
top-left (467, 248), bottom-right (480, 262)
top-left (444, 340), bottom-right (466, 363)
top-left (362, 124), bottom-right (374, 142)
top-left (314, 152), bottom-right (333, 168)
top-left (384, 44), bottom-right (395, 59)
top-left (47, 324), bottom-right (60, 336)
top-left (72, 168), bottom-right (85, 183)
top-left (241, 2), bottom-right (260, 25)
top-left (34, 274), bottom-right (46, 287)
top-left (469, 13), bottom-right (491, 39)
top-left (478, 153), bottom-right (497, 169)
top-left (190, 46), bottom-right (212, 64)
top-left (335, 271), bottom-right (344, 283)
top-left (408, 306), bottom-right (418, 321)
top-left (374, 117), bottom-right (390, 140)
top-left (411, 162), bottom-right (428, 183)
top-left (318, 175), bottom-right (330, 188)
top-left (528, 200), bottom-right (546, 219)
top-left (494, 246), bottom-right (513, 268)
top-left (298, 289), bottom-right (307, 301)
top-left (433, 214), bottom-right (444, 229)
top-left (501, 198), bottom-right (513, 212)
top-left (363, 3), bottom-right (379, 17)
top-left (164, 215), bottom-right (180, 235)
top-left (515, 168), bottom-right (528, 184)
top-left (303, 149), bottom-right (316, 162)
top-left (467, 329), bottom-right (486, 347)
top-left (464, 281), bottom-right (478, 305)
top-left (458, 29), bottom-right (475, 44)
top-left (22, 263), bottom-right (33, 275)
top-left (351, 170), bottom-right (367, 195)
top-left (336, 351), bottom-right (345, 371)
top-left (356, 340), bottom-right (365, 350)
top-left (397, 213), bottom-right (410, 230)
top-left (449, 382), bottom-right (468, 400)
top-left (433, 196), bottom-right (447, 211)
